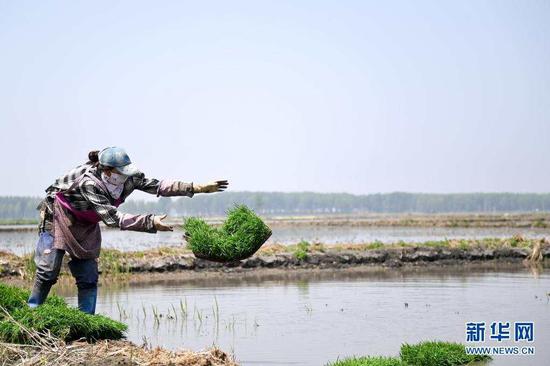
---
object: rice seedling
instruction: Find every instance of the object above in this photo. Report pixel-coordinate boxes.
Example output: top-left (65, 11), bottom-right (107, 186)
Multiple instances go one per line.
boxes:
top-left (116, 302), bottom-right (129, 320)
top-left (326, 356), bottom-right (405, 366)
top-left (179, 298), bottom-right (188, 319)
top-left (184, 205), bottom-right (272, 262)
top-left (213, 296), bottom-right (220, 323)
top-left (195, 306), bottom-right (203, 324)
top-left (400, 341), bottom-right (491, 366)
top-left (171, 304), bottom-right (178, 320)
top-left (224, 315), bottom-right (237, 332)
top-left (0, 284), bottom-right (126, 343)
top-left (151, 305), bottom-right (160, 325)
top-left (326, 341), bottom-right (491, 366)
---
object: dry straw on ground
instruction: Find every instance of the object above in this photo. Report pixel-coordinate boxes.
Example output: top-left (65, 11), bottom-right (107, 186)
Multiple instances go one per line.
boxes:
top-left (0, 311), bottom-right (237, 366)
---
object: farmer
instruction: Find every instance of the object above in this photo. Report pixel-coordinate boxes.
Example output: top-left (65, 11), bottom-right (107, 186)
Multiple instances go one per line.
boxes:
top-left (28, 147), bottom-right (228, 314)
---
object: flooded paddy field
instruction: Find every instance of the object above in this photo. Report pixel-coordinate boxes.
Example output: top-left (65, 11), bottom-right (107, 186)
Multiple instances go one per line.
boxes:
top-left (2, 225), bottom-right (550, 256)
top-left (2, 214), bottom-right (549, 365)
top-left (53, 266), bottom-right (550, 366)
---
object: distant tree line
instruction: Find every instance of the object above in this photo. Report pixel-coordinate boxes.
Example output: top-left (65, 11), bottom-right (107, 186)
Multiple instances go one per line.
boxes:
top-left (1, 192), bottom-right (550, 220)
top-left (0, 196), bottom-right (42, 220)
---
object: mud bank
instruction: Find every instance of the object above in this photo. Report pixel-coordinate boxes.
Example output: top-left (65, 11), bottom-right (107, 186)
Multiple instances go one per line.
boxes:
top-left (1, 238), bottom-right (548, 280)
top-left (112, 245), bottom-right (550, 274)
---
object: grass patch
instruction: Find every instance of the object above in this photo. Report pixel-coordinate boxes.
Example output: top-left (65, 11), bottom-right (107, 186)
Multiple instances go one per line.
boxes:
top-left (99, 249), bottom-right (129, 275)
top-left (0, 284), bottom-right (126, 343)
top-left (366, 241), bottom-right (385, 250)
top-left (327, 341), bottom-right (491, 366)
top-left (294, 240), bottom-right (310, 260)
top-left (22, 252), bottom-right (36, 279)
top-left (400, 341), bottom-right (490, 366)
top-left (327, 356), bottom-right (405, 366)
top-left (184, 205), bottom-right (272, 262)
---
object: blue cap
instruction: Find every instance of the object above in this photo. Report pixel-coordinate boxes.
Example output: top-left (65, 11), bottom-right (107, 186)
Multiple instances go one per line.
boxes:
top-left (98, 147), bottom-right (140, 176)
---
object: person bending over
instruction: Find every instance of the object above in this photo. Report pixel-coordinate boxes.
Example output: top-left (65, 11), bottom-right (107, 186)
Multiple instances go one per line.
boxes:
top-left (28, 146), bottom-right (228, 314)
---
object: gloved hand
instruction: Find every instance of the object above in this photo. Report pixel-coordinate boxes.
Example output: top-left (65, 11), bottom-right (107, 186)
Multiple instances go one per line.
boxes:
top-left (194, 180), bottom-right (229, 194)
top-left (153, 214), bottom-right (173, 231)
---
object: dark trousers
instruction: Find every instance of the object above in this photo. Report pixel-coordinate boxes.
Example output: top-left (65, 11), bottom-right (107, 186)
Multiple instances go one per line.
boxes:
top-left (28, 232), bottom-right (99, 314)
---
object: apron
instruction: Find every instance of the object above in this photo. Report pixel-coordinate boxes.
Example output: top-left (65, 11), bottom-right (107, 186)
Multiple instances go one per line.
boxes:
top-left (52, 168), bottom-right (122, 259)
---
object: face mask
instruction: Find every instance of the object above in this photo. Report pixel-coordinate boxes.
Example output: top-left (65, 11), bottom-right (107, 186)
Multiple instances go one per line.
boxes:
top-left (103, 171), bottom-right (128, 186)
top-left (101, 172), bottom-right (127, 199)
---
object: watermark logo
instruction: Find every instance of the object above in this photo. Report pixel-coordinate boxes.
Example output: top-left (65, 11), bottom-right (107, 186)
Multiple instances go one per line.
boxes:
top-left (465, 321), bottom-right (535, 356)
top-left (466, 322), bottom-right (485, 342)
top-left (514, 322), bottom-right (534, 342)
top-left (490, 321), bottom-right (510, 341)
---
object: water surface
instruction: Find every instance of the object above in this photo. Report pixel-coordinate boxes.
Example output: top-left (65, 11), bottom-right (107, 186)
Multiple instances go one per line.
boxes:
top-left (2, 226), bottom-right (550, 255)
top-left (55, 268), bottom-right (550, 366)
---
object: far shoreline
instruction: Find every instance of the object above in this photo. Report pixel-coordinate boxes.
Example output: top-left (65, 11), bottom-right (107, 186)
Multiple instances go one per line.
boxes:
top-left (1, 211), bottom-right (550, 232)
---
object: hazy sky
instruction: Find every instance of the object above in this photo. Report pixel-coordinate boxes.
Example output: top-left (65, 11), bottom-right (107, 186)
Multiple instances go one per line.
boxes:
top-left (1, 0), bottom-right (549, 198)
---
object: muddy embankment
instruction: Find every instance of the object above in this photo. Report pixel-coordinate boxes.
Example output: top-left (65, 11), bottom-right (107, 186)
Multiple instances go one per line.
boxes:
top-left (111, 244), bottom-right (550, 274)
top-left (1, 238), bottom-right (548, 280)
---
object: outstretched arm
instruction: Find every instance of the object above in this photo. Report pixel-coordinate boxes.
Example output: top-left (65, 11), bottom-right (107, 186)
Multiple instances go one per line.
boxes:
top-left (132, 174), bottom-right (228, 196)
top-left (126, 175), bottom-right (228, 232)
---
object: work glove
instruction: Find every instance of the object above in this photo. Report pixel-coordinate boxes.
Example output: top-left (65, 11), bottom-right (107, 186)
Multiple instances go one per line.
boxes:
top-left (153, 214), bottom-right (173, 232)
top-left (194, 180), bottom-right (229, 194)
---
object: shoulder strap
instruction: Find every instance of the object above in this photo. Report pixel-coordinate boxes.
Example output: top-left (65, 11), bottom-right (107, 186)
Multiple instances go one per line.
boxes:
top-left (82, 170), bottom-right (111, 195)
top-left (64, 167), bottom-right (109, 195)
top-left (64, 166), bottom-right (122, 203)
top-left (64, 168), bottom-right (91, 193)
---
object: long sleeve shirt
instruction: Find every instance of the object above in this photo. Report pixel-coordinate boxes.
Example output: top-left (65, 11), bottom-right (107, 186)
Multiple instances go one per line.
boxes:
top-left (39, 162), bottom-right (194, 233)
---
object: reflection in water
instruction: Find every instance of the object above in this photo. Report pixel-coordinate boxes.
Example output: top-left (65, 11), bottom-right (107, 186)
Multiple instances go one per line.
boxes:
top-left (54, 266), bottom-right (550, 366)
top-left (526, 262), bottom-right (544, 279)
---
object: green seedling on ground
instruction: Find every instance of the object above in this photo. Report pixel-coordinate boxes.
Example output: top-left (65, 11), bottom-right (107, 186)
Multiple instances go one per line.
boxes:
top-left (0, 284), bottom-right (126, 343)
top-left (327, 356), bottom-right (405, 366)
top-left (400, 341), bottom-right (491, 366)
top-left (327, 341), bottom-right (491, 366)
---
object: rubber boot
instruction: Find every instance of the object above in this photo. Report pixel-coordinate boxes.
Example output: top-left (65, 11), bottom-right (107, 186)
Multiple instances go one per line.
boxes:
top-left (77, 286), bottom-right (97, 315)
top-left (28, 281), bottom-right (53, 308)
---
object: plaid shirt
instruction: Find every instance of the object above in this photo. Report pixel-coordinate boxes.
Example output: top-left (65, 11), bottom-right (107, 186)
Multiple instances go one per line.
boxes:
top-left (39, 162), bottom-right (191, 232)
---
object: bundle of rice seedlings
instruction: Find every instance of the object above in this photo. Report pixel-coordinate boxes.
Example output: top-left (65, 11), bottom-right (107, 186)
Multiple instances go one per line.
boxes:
top-left (400, 341), bottom-right (491, 366)
top-left (0, 284), bottom-right (126, 343)
top-left (184, 205), bottom-right (272, 262)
